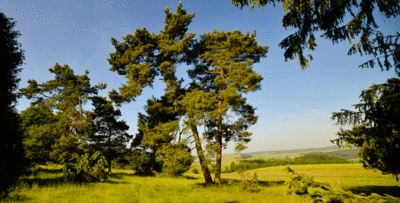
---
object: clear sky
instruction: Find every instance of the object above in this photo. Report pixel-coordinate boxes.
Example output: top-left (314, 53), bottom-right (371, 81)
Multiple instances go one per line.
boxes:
top-left (2, 0), bottom-right (399, 155)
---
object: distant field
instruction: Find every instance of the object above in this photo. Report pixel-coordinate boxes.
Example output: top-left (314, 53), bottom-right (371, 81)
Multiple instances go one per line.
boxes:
top-left (211, 148), bottom-right (361, 167)
top-left (2, 163), bottom-right (399, 203)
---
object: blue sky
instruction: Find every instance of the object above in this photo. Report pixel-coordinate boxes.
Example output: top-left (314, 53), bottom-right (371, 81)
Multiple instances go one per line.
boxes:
top-left (2, 0), bottom-right (399, 154)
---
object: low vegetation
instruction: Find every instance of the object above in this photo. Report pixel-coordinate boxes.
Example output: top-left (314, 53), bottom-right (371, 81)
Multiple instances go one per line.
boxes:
top-left (1, 163), bottom-right (399, 203)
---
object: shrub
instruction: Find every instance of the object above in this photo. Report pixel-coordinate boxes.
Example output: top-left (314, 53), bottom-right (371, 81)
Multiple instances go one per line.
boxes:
top-left (230, 161), bottom-right (236, 172)
top-left (238, 172), bottom-right (261, 193)
top-left (62, 151), bottom-right (108, 183)
top-left (131, 152), bottom-right (157, 176)
top-left (159, 142), bottom-right (194, 177)
top-left (192, 168), bottom-right (199, 174)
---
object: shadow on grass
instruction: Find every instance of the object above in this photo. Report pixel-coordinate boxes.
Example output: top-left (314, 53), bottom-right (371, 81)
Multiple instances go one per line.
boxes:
top-left (104, 180), bottom-right (129, 184)
top-left (21, 176), bottom-right (65, 188)
top-left (37, 167), bottom-right (63, 174)
top-left (183, 175), bottom-right (200, 180)
top-left (108, 173), bottom-right (125, 179)
top-left (345, 185), bottom-right (400, 198)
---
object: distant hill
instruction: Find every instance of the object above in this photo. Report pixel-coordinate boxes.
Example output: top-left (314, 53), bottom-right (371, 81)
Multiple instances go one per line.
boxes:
top-left (230, 145), bottom-right (361, 155)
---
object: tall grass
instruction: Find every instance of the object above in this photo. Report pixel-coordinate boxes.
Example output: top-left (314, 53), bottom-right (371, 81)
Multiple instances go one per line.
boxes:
top-left (2, 164), bottom-right (399, 203)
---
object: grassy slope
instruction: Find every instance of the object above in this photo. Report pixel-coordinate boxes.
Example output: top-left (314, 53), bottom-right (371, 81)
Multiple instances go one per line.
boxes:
top-left (2, 164), bottom-right (399, 203)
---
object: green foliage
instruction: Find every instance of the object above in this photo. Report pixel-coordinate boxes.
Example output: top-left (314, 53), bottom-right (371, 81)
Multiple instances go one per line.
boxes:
top-left (230, 161), bottom-right (237, 172)
top-left (222, 166), bottom-right (230, 173)
top-left (89, 96), bottom-right (132, 172)
top-left (62, 151), bottom-right (108, 183)
top-left (159, 142), bottom-right (194, 177)
top-left (111, 154), bottom-right (132, 170)
top-left (294, 154), bottom-right (350, 164)
top-left (18, 62), bottom-right (108, 184)
top-left (282, 166), bottom-right (400, 202)
top-left (236, 172), bottom-right (261, 193)
top-left (331, 77), bottom-right (400, 180)
top-left (231, 0), bottom-right (400, 73)
top-left (192, 26), bottom-right (268, 184)
top-left (209, 163), bottom-right (216, 173)
top-left (19, 103), bottom-right (59, 164)
top-left (130, 151), bottom-right (159, 176)
top-left (0, 11), bottom-right (28, 200)
top-left (192, 168), bottom-right (199, 174)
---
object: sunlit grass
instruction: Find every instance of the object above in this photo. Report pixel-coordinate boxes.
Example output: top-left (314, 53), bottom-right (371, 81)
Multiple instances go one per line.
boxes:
top-left (2, 164), bottom-right (399, 203)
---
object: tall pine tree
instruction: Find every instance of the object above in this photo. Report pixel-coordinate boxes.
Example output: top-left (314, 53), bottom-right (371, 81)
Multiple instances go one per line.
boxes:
top-left (107, 2), bottom-right (210, 182)
top-left (189, 29), bottom-right (268, 185)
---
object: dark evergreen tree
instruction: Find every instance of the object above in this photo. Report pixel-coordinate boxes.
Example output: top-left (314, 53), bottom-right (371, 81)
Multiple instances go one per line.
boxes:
top-left (0, 12), bottom-right (27, 199)
top-left (88, 96), bottom-right (132, 173)
top-left (231, 0), bottom-right (400, 73)
top-left (331, 76), bottom-right (400, 180)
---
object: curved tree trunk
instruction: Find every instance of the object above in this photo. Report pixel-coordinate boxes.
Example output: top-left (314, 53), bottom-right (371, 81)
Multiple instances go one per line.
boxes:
top-left (190, 122), bottom-right (213, 185)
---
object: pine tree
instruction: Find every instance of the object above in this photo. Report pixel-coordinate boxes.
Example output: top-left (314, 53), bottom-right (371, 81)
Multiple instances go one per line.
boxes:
top-left (189, 29), bottom-right (268, 185)
top-left (88, 96), bottom-right (132, 173)
top-left (19, 63), bottom-right (106, 165)
top-left (331, 75), bottom-right (400, 181)
top-left (0, 11), bottom-right (27, 199)
top-left (231, 0), bottom-right (400, 73)
top-left (107, 2), bottom-right (213, 183)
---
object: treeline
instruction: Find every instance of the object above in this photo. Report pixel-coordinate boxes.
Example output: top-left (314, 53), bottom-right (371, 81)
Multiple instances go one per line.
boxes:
top-left (310, 149), bottom-right (360, 159)
top-left (224, 154), bottom-right (351, 172)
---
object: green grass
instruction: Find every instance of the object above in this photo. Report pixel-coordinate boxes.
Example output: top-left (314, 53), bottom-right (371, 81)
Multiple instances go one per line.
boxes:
top-left (2, 164), bottom-right (399, 203)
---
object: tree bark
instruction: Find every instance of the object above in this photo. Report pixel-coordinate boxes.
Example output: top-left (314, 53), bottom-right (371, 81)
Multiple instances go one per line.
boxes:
top-left (190, 121), bottom-right (213, 185)
top-left (108, 156), bottom-right (112, 173)
top-left (108, 126), bottom-right (112, 173)
top-left (214, 114), bottom-right (223, 186)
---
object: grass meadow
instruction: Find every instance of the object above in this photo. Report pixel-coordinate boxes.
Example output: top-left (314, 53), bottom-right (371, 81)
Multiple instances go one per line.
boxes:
top-left (2, 163), bottom-right (399, 203)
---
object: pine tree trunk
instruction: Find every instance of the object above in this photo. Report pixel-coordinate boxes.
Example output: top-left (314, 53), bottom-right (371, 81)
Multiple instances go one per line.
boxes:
top-left (214, 115), bottom-right (223, 186)
top-left (190, 123), bottom-right (213, 185)
top-left (108, 127), bottom-right (112, 173)
top-left (108, 156), bottom-right (112, 173)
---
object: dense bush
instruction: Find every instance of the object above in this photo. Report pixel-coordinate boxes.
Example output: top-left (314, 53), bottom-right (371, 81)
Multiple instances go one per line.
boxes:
top-left (111, 154), bottom-right (132, 170)
top-left (62, 151), bottom-right (108, 183)
top-left (159, 143), bottom-right (194, 177)
top-left (192, 168), bottom-right (199, 174)
top-left (130, 152), bottom-right (158, 176)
